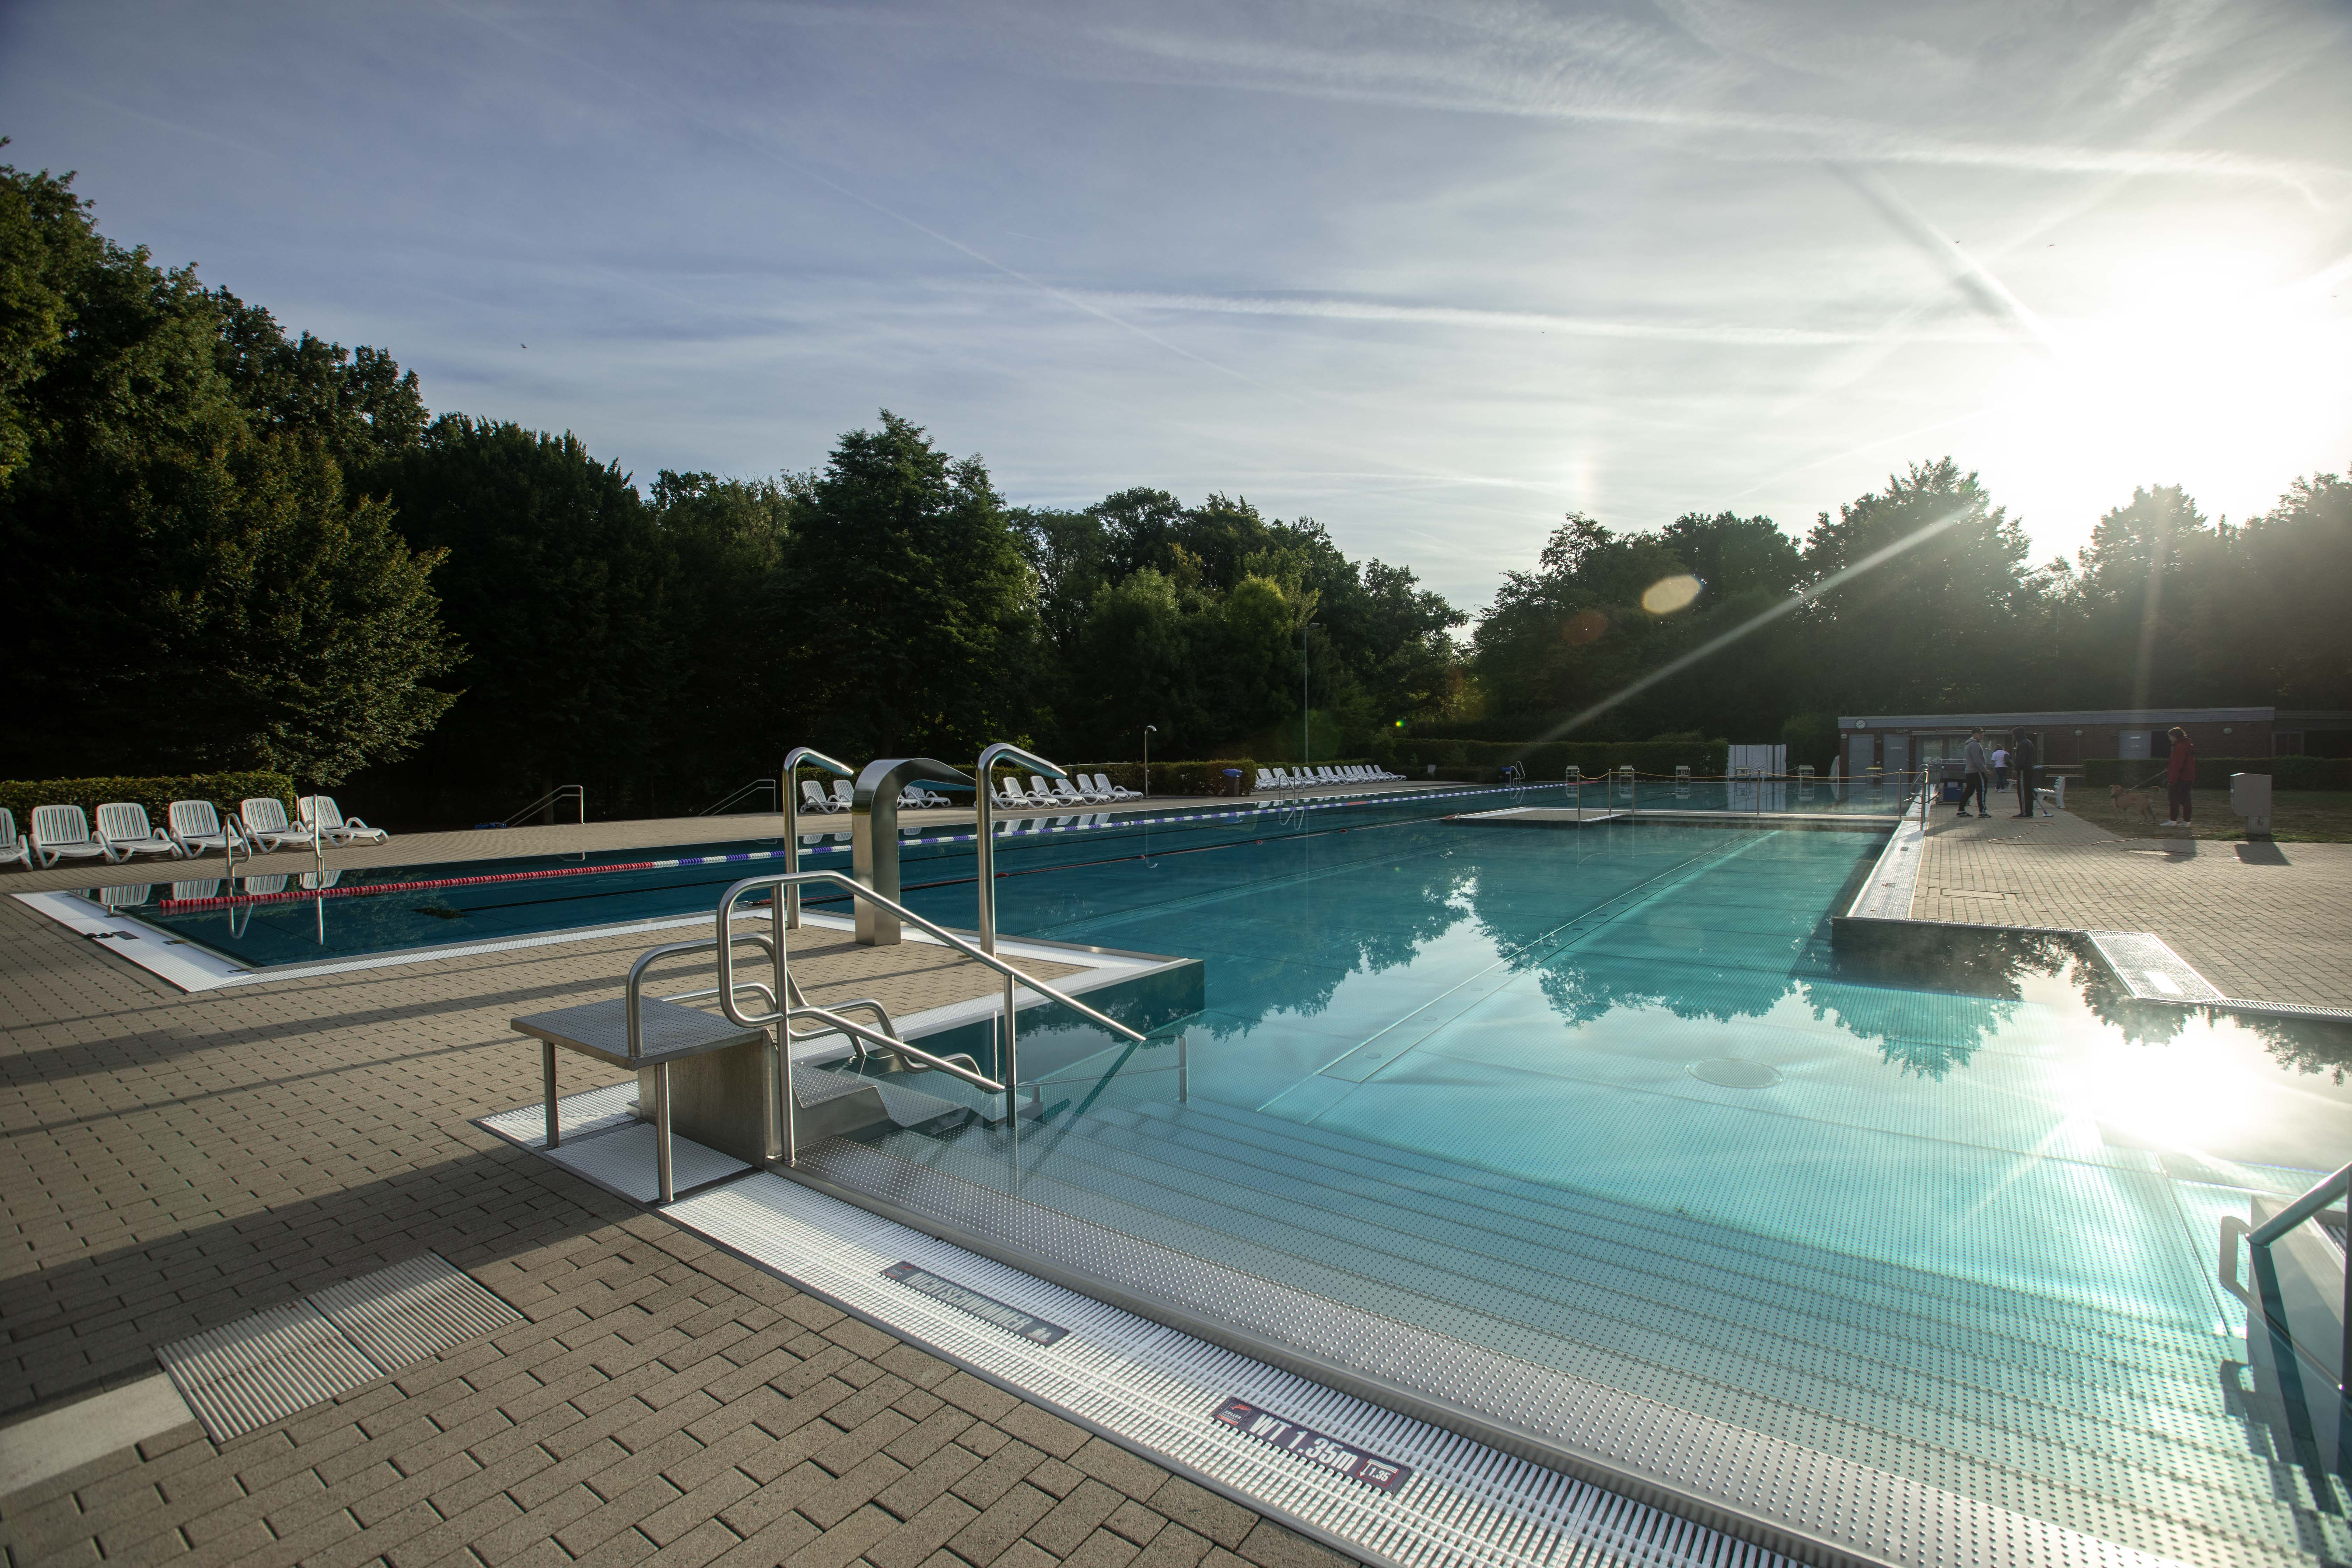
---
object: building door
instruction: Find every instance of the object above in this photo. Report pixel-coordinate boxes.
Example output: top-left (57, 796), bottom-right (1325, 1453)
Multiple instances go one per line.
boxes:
top-left (1846, 735), bottom-right (1874, 776)
top-left (1883, 735), bottom-right (1909, 776)
top-left (2119, 730), bottom-right (2151, 759)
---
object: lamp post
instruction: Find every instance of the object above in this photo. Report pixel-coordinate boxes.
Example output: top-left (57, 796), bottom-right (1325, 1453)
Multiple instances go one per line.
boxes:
top-left (1300, 618), bottom-right (1317, 774)
top-left (1142, 725), bottom-right (1156, 799)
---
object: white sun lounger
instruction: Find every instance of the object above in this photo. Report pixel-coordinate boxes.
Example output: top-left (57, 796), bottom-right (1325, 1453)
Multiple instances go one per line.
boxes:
top-left (801, 780), bottom-right (846, 814)
top-left (0, 809), bottom-right (31, 870)
top-left (831, 780), bottom-right (856, 812)
top-left (30, 805), bottom-right (122, 867)
top-left (1094, 773), bottom-right (1135, 801)
top-left (1050, 778), bottom-right (1091, 807)
top-left (299, 795), bottom-right (388, 846)
top-left (1026, 775), bottom-right (1062, 806)
top-left (240, 797), bottom-right (319, 850)
top-left (95, 803), bottom-right (184, 859)
top-left (167, 800), bottom-right (247, 858)
top-left (994, 779), bottom-right (1031, 811)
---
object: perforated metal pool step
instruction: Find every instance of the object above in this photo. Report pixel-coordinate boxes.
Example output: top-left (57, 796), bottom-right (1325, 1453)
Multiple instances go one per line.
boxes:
top-left (819, 1111), bottom-right (2314, 1568)
top-left (155, 1253), bottom-right (521, 1441)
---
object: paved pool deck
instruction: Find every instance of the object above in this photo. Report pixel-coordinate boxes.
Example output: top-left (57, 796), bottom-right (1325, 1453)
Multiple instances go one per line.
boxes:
top-left (0, 839), bottom-right (1349, 1568)
top-left (1911, 804), bottom-right (2352, 1010)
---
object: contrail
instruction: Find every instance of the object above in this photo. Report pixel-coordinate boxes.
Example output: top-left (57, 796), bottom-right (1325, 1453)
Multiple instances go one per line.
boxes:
top-left (1535, 503), bottom-right (1974, 741)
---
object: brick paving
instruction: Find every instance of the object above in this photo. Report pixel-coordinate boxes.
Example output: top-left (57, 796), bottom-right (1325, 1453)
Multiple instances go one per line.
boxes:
top-left (1913, 805), bottom-right (2352, 1009)
top-left (0, 849), bottom-right (1327, 1568)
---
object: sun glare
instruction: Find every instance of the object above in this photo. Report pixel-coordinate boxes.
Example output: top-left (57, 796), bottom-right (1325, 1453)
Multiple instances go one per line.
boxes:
top-left (1981, 246), bottom-right (2352, 540)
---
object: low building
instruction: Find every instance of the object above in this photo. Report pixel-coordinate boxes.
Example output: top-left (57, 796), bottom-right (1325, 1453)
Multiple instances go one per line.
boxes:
top-left (1835, 707), bottom-right (2298, 775)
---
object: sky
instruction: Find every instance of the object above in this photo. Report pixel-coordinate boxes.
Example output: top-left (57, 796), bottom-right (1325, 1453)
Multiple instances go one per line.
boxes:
top-left (5, 0), bottom-right (2350, 616)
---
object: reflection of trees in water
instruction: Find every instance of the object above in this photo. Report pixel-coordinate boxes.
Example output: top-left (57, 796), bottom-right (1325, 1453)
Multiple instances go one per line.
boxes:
top-left (1188, 850), bottom-right (1479, 1038)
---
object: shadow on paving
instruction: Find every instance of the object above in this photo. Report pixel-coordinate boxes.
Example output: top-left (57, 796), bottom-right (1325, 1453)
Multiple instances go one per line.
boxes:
top-left (0, 1142), bottom-right (630, 1420)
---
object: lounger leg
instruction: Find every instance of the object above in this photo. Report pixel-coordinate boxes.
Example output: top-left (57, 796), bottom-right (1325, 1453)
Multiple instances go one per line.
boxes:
top-left (654, 1062), bottom-right (674, 1205)
top-left (542, 1041), bottom-right (559, 1148)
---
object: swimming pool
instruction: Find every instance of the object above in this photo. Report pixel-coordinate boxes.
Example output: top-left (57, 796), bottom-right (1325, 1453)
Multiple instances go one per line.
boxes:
top-left (75, 780), bottom-right (2351, 1561)
top-left (76, 779), bottom-right (1895, 971)
top-left (781, 805), bottom-right (2346, 1568)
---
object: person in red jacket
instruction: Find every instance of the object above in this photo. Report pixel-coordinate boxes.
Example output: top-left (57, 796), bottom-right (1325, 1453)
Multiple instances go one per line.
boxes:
top-left (2163, 726), bottom-right (2196, 826)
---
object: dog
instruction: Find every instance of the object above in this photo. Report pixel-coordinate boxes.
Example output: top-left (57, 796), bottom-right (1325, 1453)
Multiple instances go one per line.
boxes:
top-left (2109, 783), bottom-right (2157, 824)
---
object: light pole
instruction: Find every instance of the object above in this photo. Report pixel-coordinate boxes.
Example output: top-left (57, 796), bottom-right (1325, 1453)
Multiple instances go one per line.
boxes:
top-left (1300, 618), bottom-right (1316, 774)
top-left (1142, 725), bottom-right (1156, 799)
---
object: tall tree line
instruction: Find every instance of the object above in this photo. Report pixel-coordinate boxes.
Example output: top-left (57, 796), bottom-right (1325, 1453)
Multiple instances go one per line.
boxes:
top-left (6, 155), bottom-right (2345, 819)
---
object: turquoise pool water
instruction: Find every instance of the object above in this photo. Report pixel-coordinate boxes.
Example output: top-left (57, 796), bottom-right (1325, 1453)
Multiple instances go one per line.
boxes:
top-left (85, 782), bottom-right (2350, 1560)
top-left (811, 806), bottom-right (2350, 1567)
top-left (86, 779), bottom-right (1890, 969)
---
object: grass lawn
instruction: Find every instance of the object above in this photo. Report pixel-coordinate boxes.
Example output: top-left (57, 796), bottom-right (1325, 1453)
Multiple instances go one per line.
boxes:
top-left (2069, 786), bottom-right (2352, 842)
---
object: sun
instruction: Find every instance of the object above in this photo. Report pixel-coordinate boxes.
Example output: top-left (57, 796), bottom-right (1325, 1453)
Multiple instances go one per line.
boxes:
top-left (1977, 245), bottom-right (2352, 539)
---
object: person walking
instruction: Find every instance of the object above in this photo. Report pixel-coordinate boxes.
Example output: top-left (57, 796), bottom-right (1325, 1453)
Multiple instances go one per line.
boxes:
top-left (1990, 740), bottom-right (2010, 790)
top-left (2162, 726), bottom-right (2197, 827)
top-left (2009, 729), bottom-right (2039, 817)
top-left (1957, 728), bottom-right (1992, 817)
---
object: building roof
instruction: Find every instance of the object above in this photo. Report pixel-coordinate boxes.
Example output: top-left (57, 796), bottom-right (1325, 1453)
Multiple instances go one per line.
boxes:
top-left (1837, 707), bottom-right (2272, 729)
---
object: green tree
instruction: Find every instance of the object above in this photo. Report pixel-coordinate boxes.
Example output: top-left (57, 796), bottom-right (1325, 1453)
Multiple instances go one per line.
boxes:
top-left (784, 412), bottom-right (1039, 759)
top-left (0, 159), bottom-right (459, 784)
top-left (369, 415), bottom-right (672, 809)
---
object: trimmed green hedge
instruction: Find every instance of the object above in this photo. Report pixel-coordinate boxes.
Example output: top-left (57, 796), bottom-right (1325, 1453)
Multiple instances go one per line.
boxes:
top-left (1369, 738), bottom-right (1729, 782)
top-left (0, 771), bottom-right (296, 826)
top-left (2082, 756), bottom-right (2352, 791)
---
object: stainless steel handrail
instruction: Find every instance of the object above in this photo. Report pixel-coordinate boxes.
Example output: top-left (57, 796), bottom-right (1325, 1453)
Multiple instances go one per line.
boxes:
top-left (698, 778), bottom-right (778, 816)
top-left (498, 784), bottom-right (584, 827)
top-left (789, 1002), bottom-right (1005, 1094)
top-left (782, 747), bottom-right (855, 927)
top-left (2223, 1159), bottom-right (2350, 1396)
top-left (716, 868), bottom-right (1145, 1145)
top-left (2252, 1161), bottom-right (2351, 1246)
top-left (974, 742), bottom-right (1065, 955)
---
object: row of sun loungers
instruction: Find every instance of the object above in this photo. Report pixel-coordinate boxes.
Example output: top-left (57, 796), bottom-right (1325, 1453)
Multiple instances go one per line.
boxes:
top-left (1254, 764), bottom-right (1404, 792)
top-left (995, 774), bottom-right (1139, 809)
top-left (1, 796), bottom-right (386, 870)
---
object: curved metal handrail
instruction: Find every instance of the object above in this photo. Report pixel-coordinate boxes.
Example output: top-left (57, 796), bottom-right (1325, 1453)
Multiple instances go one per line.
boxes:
top-left (625, 930), bottom-right (782, 1061)
top-left (975, 742), bottom-right (1066, 955)
top-left (718, 870), bottom-right (1143, 1044)
top-left (789, 1003), bottom-right (1005, 1094)
top-left (781, 747), bottom-right (856, 927)
top-left (698, 778), bottom-right (778, 817)
top-left (716, 867), bottom-right (1143, 1132)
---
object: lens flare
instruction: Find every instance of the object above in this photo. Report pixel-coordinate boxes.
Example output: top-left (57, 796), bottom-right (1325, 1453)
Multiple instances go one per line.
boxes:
top-left (1642, 575), bottom-right (1703, 614)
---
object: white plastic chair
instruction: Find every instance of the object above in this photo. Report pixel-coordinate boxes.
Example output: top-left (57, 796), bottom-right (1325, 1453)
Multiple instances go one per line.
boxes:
top-left (1, 809), bottom-right (31, 871)
top-left (830, 780), bottom-right (856, 812)
top-left (1025, 775), bottom-right (1061, 806)
top-left (299, 796), bottom-right (387, 846)
top-left (1051, 778), bottom-right (1090, 807)
top-left (30, 806), bottom-right (121, 867)
top-left (994, 779), bottom-right (1030, 811)
top-left (801, 780), bottom-right (844, 815)
top-left (95, 803), bottom-right (183, 860)
top-left (167, 800), bottom-right (246, 858)
top-left (240, 797), bottom-right (318, 850)
top-left (98, 882), bottom-right (156, 910)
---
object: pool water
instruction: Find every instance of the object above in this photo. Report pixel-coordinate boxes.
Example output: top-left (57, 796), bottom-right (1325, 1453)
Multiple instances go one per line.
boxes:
top-left (88, 780), bottom-right (1889, 970)
top-left (808, 807), bottom-right (2348, 1567)
top-left (89, 785), bottom-right (2349, 1561)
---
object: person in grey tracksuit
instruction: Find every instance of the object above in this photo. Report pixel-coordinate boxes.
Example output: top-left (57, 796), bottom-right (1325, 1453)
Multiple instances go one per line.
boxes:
top-left (1957, 728), bottom-right (1992, 817)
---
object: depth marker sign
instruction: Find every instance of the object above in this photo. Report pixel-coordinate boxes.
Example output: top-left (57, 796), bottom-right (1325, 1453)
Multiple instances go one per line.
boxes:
top-left (1211, 1398), bottom-right (1413, 1491)
top-left (882, 1262), bottom-right (1069, 1345)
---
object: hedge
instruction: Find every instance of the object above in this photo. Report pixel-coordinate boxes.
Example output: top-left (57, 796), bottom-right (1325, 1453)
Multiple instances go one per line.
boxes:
top-left (1369, 738), bottom-right (1729, 781)
top-left (2081, 756), bottom-right (2352, 791)
top-left (0, 771), bottom-right (296, 827)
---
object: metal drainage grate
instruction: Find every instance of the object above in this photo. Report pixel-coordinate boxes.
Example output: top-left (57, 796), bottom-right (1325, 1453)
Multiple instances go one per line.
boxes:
top-left (667, 1173), bottom-right (1809, 1568)
top-left (156, 1253), bottom-right (520, 1442)
top-left (310, 1251), bottom-right (523, 1371)
top-left (478, 1079), bottom-right (639, 1148)
top-left (539, 1120), bottom-right (749, 1203)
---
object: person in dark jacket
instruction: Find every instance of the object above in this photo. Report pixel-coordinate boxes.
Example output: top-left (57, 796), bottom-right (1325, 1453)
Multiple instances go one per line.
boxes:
top-left (2010, 730), bottom-right (2039, 818)
top-left (2163, 727), bottom-right (2196, 826)
top-left (1957, 728), bottom-right (1991, 817)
